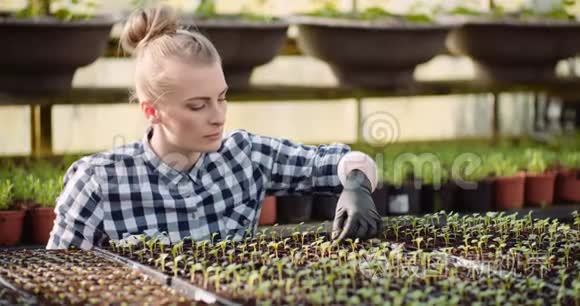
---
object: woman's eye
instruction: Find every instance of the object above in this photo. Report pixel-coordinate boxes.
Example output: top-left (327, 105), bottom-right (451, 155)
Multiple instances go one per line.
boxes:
top-left (188, 105), bottom-right (204, 111)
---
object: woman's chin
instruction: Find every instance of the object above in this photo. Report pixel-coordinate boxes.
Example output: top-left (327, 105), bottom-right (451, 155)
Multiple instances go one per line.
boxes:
top-left (198, 139), bottom-right (222, 152)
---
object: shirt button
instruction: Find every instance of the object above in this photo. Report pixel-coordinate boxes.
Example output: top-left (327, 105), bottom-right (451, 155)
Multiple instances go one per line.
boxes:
top-left (243, 220), bottom-right (250, 226)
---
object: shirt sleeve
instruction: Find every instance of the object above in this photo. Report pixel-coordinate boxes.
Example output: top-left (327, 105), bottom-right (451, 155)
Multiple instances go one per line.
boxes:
top-left (244, 131), bottom-right (351, 196)
top-left (46, 159), bottom-right (106, 250)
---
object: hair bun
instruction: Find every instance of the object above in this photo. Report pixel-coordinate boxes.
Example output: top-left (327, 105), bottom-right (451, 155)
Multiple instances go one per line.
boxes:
top-left (120, 5), bottom-right (178, 55)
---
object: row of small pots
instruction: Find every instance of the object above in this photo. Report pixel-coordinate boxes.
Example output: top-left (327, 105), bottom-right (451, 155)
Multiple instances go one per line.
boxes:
top-left (260, 168), bottom-right (580, 225)
top-left (0, 202), bottom-right (55, 246)
top-left (2, 167), bottom-right (576, 247)
top-left (4, 13), bottom-right (580, 93)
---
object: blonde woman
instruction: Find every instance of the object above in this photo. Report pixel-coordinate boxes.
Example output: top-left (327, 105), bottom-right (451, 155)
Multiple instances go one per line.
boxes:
top-left (47, 5), bottom-right (381, 249)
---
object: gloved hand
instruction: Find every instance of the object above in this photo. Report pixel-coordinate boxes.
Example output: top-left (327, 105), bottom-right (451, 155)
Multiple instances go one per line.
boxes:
top-left (331, 169), bottom-right (383, 240)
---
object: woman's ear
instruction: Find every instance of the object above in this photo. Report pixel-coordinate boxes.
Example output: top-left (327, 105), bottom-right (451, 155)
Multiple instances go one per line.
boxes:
top-left (140, 100), bottom-right (161, 124)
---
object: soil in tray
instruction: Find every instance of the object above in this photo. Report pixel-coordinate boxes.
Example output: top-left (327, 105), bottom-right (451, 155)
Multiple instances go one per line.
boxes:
top-left (105, 223), bottom-right (578, 306)
top-left (0, 249), bottom-right (200, 305)
top-left (0, 284), bottom-right (34, 306)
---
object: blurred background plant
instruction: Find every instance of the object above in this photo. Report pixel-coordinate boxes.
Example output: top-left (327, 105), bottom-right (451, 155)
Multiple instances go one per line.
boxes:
top-left (13, 0), bottom-right (101, 20)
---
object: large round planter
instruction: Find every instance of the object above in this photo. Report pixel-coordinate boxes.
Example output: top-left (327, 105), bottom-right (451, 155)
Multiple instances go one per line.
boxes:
top-left (447, 20), bottom-right (580, 83)
top-left (0, 16), bottom-right (116, 93)
top-left (294, 16), bottom-right (452, 88)
top-left (525, 172), bottom-right (556, 206)
top-left (182, 17), bottom-right (288, 89)
top-left (0, 210), bottom-right (25, 246)
top-left (31, 207), bottom-right (56, 245)
top-left (454, 178), bottom-right (494, 213)
top-left (494, 173), bottom-right (526, 210)
top-left (276, 195), bottom-right (312, 224)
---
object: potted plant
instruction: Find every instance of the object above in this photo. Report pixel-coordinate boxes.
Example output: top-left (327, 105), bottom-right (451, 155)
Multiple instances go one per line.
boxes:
top-left (177, 0), bottom-right (288, 89)
top-left (294, 2), bottom-right (453, 88)
top-left (258, 195), bottom-right (276, 225)
top-left (370, 179), bottom-right (389, 216)
top-left (417, 163), bottom-right (456, 214)
top-left (311, 193), bottom-right (338, 220)
top-left (0, 180), bottom-right (25, 246)
top-left (523, 150), bottom-right (556, 206)
top-left (11, 169), bottom-right (41, 244)
top-left (491, 157), bottom-right (526, 210)
top-left (276, 194), bottom-right (312, 223)
top-left (446, 2), bottom-right (580, 83)
top-left (385, 167), bottom-right (421, 216)
top-left (0, 0), bottom-right (116, 93)
top-left (30, 177), bottom-right (62, 244)
top-left (453, 160), bottom-right (495, 213)
top-left (554, 151), bottom-right (580, 203)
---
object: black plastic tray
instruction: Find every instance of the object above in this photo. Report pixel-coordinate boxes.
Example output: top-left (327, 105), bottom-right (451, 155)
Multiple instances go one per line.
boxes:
top-left (0, 273), bottom-right (38, 305)
top-left (93, 248), bottom-right (242, 306)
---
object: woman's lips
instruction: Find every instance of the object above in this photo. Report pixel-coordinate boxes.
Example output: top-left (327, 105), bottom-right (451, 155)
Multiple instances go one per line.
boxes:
top-left (204, 132), bottom-right (222, 140)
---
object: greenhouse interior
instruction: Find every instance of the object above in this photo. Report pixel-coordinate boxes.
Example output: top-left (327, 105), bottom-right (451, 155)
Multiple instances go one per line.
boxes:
top-left (0, 0), bottom-right (579, 305)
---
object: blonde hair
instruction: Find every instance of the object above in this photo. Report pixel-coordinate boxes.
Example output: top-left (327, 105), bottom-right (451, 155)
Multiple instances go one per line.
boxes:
top-left (120, 5), bottom-right (221, 104)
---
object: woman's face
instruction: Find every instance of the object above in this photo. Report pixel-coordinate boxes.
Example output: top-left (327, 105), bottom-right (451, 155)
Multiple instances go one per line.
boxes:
top-left (146, 58), bottom-right (228, 154)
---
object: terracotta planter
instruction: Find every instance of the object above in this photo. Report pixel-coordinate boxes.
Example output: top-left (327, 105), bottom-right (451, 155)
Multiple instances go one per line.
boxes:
top-left (555, 169), bottom-right (580, 203)
top-left (494, 173), bottom-right (526, 210)
top-left (447, 20), bottom-right (580, 83)
top-left (295, 16), bottom-right (452, 88)
top-left (258, 196), bottom-right (277, 225)
top-left (13, 200), bottom-right (38, 244)
top-left (31, 207), bottom-right (56, 245)
top-left (0, 210), bottom-right (25, 246)
top-left (454, 178), bottom-right (494, 213)
top-left (182, 17), bottom-right (288, 89)
top-left (276, 195), bottom-right (312, 223)
top-left (0, 16), bottom-right (115, 93)
top-left (525, 172), bottom-right (556, 206)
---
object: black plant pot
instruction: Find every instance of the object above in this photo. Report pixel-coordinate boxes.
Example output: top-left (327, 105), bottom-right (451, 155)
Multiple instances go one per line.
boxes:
top-left (420, 181), bottom-right (457, 213)
top-left (182, 17), bottom-right (289, 89)
top-left (276, 195), bottom-right (313, 224)
top-left (447, 20), bottom-right (580, 83)
top-left (312, 194), bottom-right (338, 220)
top-left (454, 179), bottom-right (494, 213)
top-left (419, 184), bottom-right (436, 214)
top-left (386, 181), bottom-right (421, 215)
top-left (0, 16), bottom-right (115, 93)
top-left (295, 16), bottom-right (452, 88)
top-left (371, 184), bottom-right (389, 216)
top-left (439, 181), bottom-right (457, 212)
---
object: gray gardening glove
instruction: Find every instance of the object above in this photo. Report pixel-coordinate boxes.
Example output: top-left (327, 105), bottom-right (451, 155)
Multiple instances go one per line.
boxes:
top-left (332, 169), bottom-right (383, 240)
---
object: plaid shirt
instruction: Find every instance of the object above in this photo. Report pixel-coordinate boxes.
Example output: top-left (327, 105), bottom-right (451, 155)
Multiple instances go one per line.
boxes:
top-left (47, 127), bottom-right (351, 249)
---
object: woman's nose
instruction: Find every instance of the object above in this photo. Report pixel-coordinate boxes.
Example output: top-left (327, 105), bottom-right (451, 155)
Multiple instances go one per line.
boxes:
top-left (209, 100), bottom-right (226, 125)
